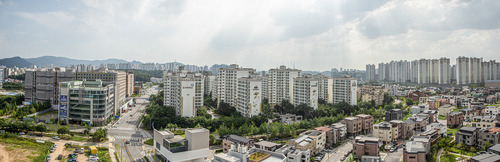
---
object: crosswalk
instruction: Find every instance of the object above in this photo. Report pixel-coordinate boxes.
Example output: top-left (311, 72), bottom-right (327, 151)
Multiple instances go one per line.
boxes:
top-left (114, 136), bottom-right (144, 141)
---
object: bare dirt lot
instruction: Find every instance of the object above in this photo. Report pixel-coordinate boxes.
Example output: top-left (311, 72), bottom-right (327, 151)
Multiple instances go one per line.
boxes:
top-left (0, 144), bottom-right (35, 162)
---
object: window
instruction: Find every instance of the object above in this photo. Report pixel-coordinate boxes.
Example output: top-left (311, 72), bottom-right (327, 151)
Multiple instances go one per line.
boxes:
top-left (409, 156), bottom-right (416, 159)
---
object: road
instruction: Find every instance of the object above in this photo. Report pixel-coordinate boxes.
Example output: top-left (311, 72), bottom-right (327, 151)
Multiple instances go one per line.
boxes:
top-left (108, 86), bottom-right (158, 162)
top-left (327, 141), bottom-right (352, 162)
top-left (384, 147), bottom-right (403, 162)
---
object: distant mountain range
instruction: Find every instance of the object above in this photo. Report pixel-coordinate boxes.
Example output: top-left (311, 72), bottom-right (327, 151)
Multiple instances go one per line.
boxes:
top-left (0, 56), bottom-right (143, 68)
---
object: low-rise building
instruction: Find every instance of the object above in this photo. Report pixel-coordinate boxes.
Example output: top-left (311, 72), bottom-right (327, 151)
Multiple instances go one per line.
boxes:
top-left (214, 144), bottom-right (287, 162)
top-left (222, 135), bottom-right (254, 153)
top-left (478, 128), bottom-right (500, 149)
top-left (385, 109), bottom-right (403, 121)
top-left (456, 127), bottom-right (479, 146)
top-left (254, 141), bottom-right (282, 152)
top-left (275, 145), bottom-right (310, 162)
top-left (331, 123), bottom-right (347, 143)
top-left (403, 141), bottom-right (427, 162)
top-left (421, 110), bottom-right (438, 123)
top-left (404, 119), bottom-right (416, 138)
top-left (373, 122), bottom-right (398, 144)
top-left (345, 117), bottom-right (362, 136)
top-left (280, 114), bottom-right (303, 124)
top-left (298, 130), bottom-right (326, 154)
top-left (485, 106), bottom-right (500, 116)
top-left (489, 143), bottom-right (500, 155)
top-left (410, 104), bottom-right (427, 114)
top-left (390, 120), bottom-right (408, 139)
top-left (410, 117), bottom-right (428, 132)
top-left (470, 153), bottom-right (500, 162)
top-left (153, 128), bottom-right (209, 162)
top-left (447, 112), bottom-right (464, 128)
top-left (460, 108), bottom-right (481, 121)
top-left (353, 136), bottom-right (380, 159)
top-left (472, 116), bottom-right (497, 129)
top-left (426, 123), bottom-right (447, 137)
top-left (356, 114), bottom-right (374, 134)
top-left (314, 127), bottom-right (334, 147)
top-left (438, 104), bottom-right (455, 116)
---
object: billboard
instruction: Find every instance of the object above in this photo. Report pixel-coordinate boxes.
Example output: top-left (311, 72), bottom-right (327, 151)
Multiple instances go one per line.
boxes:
top-left (59, 95), bottom-right (68, 118)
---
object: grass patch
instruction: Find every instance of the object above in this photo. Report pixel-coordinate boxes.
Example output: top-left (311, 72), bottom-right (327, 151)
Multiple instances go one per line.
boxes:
top-left (144, 138), bottom-right (154, 146)
top-left (440, 154), bottom-right (460, 162)
top-left (438, 115), bottom-right (447, 120)
top-left (0, 134), bottom-right (54, 162)
top-left (249, 152), bottom-right (269, 161)
top-left (447, 128), bottom-right (460, 136)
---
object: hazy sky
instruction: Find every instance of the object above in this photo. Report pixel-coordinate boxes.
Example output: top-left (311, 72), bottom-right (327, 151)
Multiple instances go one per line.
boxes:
top-left (1, 0), bottom-right (499, 71)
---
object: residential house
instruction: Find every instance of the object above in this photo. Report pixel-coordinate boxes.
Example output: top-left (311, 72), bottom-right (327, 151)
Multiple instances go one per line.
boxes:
top-left (254, 141), bottom-right (282, 152)
top-left (478, 128), bottom-right (500, 149)
top-left (314, 127), bottom-right (335, 147)
top-left (222, 135), bottom-right (254, 153)
top-left (447, 112), bottom-right (464, 128)
top-left (331, 123), bottom-right (347, 144)
top-left (356, 114), bottom-right (374, 134)
top-left (353, 136), bottom-right (380, 159)
top-left (345, 117), bottom-right (362, 136)
top-left (390, 120), bottom-right (408, 139)
top-left (385, 109), bottom-right (403, 121)
top-left (411, 104), bottom-right (427, 114)
top-left (403, 141), bottom-right (427, 162)
top-left (153, 128), bottom-right (210, 162)
top-left (438, 104), bottom-right (454, 116)
top-left (456, 127), bottom-right (479, 146)
top-left (472, 116), bottom-right (497, 129)
top-left (373, 122), bottom-right (398, 144)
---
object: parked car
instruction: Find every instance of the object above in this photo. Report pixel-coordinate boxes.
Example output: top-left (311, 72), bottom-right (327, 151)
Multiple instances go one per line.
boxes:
top-left (54, 144), bottom-right (58, 148)
top-left (74, 148), bottom-right (79, 153)
top-left (65, 143), bottom-right (71, 147)
top-left (19, 132), bottom-right (25, 135)
top-left (125, 140), bottom-right (130, 144)
top-left (57, 154), bottom-right (62, 160)
top-left (50, 147), bottom-right (54, 153)
top-left (340, 157), bottom-right (346, 161)
top-left (80, 148), bottom-right (84, 154)
top-left (52, 136), bottom-right (60, 140)
top-left (46, 155), bottom-right (51, 161)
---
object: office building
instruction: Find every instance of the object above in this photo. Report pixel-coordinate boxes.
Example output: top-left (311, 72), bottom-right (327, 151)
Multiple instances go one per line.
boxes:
top-left (77, 69), bottom-right (127, 114)
top-left (217, 64), bottom-right (256, 107)
top-left (292, 76), bottom-right (318, 110)
top-left (268, 65), bottom-right (301, 105)
top-left (153, 128), bottom-right (210, 162)
top-left (366, 64), bottom-right (376, 81)
top-left (236, 77), bottom-right (262, 117)
top-left (25, 68), bottom-right (76, 105)
top-left (58, 80), bottom-right (115, 125)
top-left (164, 69), bottom-right (204, 117)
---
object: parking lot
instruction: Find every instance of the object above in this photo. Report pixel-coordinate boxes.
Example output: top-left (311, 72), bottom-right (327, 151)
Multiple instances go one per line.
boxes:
top-left (48, 141), bottom-right (88, 162)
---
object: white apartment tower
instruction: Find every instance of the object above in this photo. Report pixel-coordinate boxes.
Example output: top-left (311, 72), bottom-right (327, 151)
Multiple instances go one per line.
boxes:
top-left (217, 64), bottom-right (256, 107)
top-left (470, 57), bottom-right (483, 84)
top-left (456, 56), bottom-right (470, 85)
top-left (236, 77), bottom-right (262, 117)
top-left (164, 69), bottom-right (204, 117)
top-left (332, 77), bottom-right (357, 106)
top-left (438, 58), bottom-right (450, 84)
top-left (314, 74), bottom-right (333, 103)
top-left (365, 64), bottom-right (376, 81)
top-left (417, 59), bottom-right (430, 84)
top-left (410, 60), bottom-right (419, 83)
top-left (204, 75), bottom-right (216, 96)
top-left (293, 76), bottom-right (319, 110)
top-left (482, 60), bottom-right (499, 82)
top-left (429, 59), bottom-right (439, 84)
top-left (268, 65), bottom-right (301, 105)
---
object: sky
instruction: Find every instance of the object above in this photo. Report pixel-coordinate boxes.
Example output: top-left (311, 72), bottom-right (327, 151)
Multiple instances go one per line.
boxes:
top-left (0, 0), bottom-right (500, 71)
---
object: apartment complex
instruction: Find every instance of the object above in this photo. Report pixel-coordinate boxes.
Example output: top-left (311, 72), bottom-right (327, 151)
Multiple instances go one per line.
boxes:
top-left (292, 76), bottom-right (319, 110)
top-left (216, 64), bottom-right (256, 107)
top-left (25, 68), bottom-right (76, 105)
top-left (163, 69), bottom-right (204, 117)
top-left (58, 80), bottom-right (115, 125)
top-left (236, 77), bottom-right (262, 117)
top-left (267, 65), bottom-right (301, 105)
top-left (153, 128), bottom-right (210, 162)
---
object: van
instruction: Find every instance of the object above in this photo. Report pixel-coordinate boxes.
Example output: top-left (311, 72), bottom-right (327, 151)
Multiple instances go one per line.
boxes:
top-left (80, 148), bottom-right (84, 154)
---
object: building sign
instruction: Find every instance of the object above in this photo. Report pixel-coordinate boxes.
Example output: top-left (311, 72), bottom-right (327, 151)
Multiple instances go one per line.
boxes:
top-left (59, 95), bottom-right (68, 118)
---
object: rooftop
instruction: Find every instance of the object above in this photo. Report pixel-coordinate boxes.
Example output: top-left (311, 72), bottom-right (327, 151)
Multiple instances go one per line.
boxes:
top-left (489, 128), bottom-right (500, 134)
top-left (460, 126), bottom-right (478, 132)
top-left (255, 141), bottom-right (281, 148)
top-left (345, 117), bottom-right (360, 120)
top-left (355, 114), bottom-right (372, 118)
top-left (355, 136), bottom-right (379, 143)
top-left (405, 141), bottom-right (426, 153)
top-left (226, 135), bottom-right (253, 144)
top-left (471, 153), bottom-right (500, 162)
top-left (314, 126), bottom-right (332, 132)
top-left (488, 144), bottom-right (500, 152)
top-left (448, 112), bottom-right (463, 116)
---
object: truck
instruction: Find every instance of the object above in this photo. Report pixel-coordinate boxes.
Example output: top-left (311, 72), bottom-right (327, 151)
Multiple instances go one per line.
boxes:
top-left (89, 146), bottom-right (98, 155)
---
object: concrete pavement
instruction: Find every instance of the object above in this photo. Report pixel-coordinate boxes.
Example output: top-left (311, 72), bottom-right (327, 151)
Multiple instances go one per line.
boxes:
top-left (326, 141), bottom-right (353, 162)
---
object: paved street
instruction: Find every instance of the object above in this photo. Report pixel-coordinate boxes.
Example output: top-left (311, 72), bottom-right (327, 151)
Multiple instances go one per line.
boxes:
top-left (384, 147), bottom-right (403, 162)
top-left (108, 86), bottom-right (158, 162)
top-left (327, 141), bottom-right (352, 162)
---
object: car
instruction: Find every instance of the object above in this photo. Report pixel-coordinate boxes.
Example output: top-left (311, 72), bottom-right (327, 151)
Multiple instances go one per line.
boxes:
top-left (19, 132), bottom-right (25, 135)
top-left (74, 148), bottom-right (79, 153)
top-left (57, 154), bottom-right (63, 160)
top-left (46, 155), bottom-right (51, 160)
top-left (65, 143), bottom-right (71, 147)
top-left (125, 140), bottom-right (130, 144)
top-left (52, 136), bottom-right (60, 140)
top-left (54, 144), bottom-right (58, 148)
top-left (80, 148), bottom-right (84, 154)
top-left (344, 153), bottom-right (349, 157)
top-left (340, 157), bottom-right (346, 161)
top-left (390, 148), bottom-right (396, 153)
top-left (50, 148), bottom-right (54, 153)
top-left (348, 149), bottom-right (352, 153)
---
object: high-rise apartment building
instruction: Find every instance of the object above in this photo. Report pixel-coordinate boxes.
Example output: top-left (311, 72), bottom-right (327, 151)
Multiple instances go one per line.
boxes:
top-left (482, 60), bottom-right (499, 82)
top-left (0, 68), bottom-right (3, 89)
top-left (236, 77), bottom-right (262, 117)
top-left (293, 76), bottom-right (319, 110)
top-left (217, 64), bottom-right (256, 107)
top-left (267, 65), bottom-right (301, 105)
top-left (456, 56), bottom-right (484, 85)
top-left (410, 60), bottom-right (419, 83)
top-left (417, 59), bottom-right (430, 84)
top-left (429, 59), bottom-right (439, 84)
top-left (456, 56), bottom-right (470, 85)
top-left (332, 77), bottom-right (357, 105)
top-left (164, 69), bottom-right (204, 117)
top-left (204, 75), bottom-right (216, 96)
top-left (126, 71), bottom-right (134, 97)
top-left (58, 80), bottom-right (115, 125)
top-left (438, 58), bottom-right (450, 84)
top-left (365, 64), bottom-right (376, 81)
top-left (470, 57), bottom-right (483, 84)
top-left (314, 75), bottom-right (333, 103)
top-left (25, 68), bottom-right (77, 105)
top-left (378, 63), bottom-right (389, 81)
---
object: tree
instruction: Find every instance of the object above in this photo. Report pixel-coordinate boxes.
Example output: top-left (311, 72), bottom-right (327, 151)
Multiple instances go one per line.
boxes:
top-left (57, 127), bottom-right (70, 136)
top-left (92, 128), bottom-right (108, 142)
top-left (35, 124), bottom-right (47, 135)
top-left (216, 101), bottom-right (236, 117)
top-left (209, 134), bottom-right (216, 145)
top-left (84, 123), bottom-right (92, 138)
top-left (406, 99), bottom-right (414, 106)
